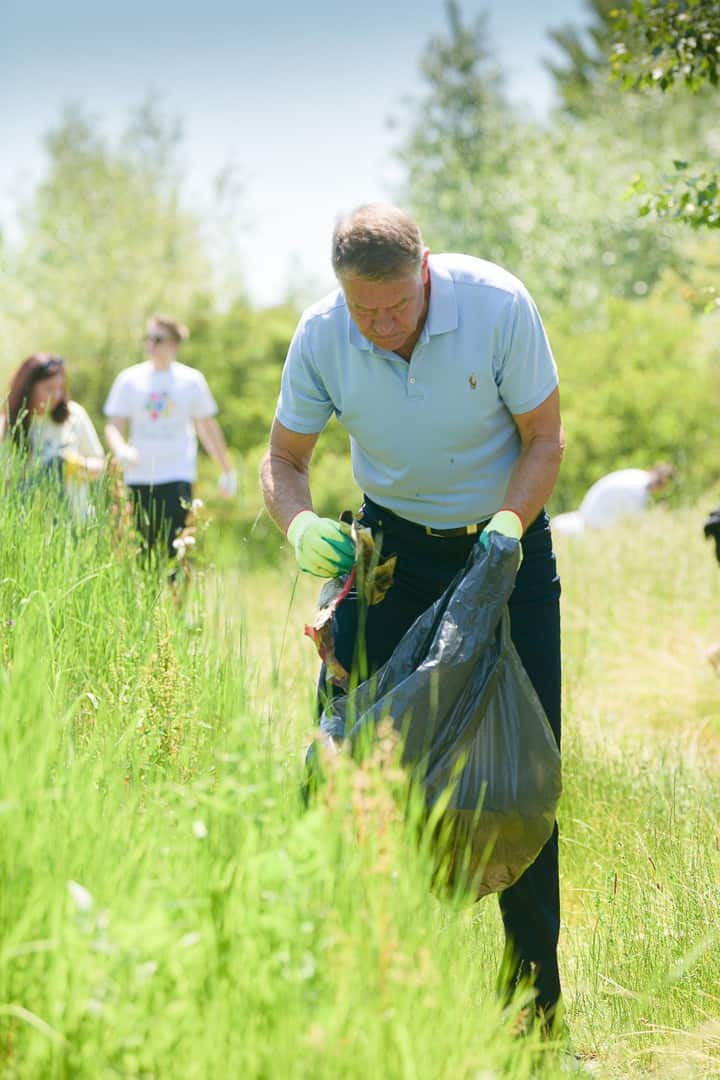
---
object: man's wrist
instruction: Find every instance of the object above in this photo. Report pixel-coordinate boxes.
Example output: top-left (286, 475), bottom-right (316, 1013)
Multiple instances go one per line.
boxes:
top-left (286, 509), bottom-right (316, 542)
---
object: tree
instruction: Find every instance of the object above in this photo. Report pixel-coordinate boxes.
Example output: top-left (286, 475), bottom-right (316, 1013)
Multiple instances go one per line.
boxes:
top-left (611, 1), bottom-right (720, 232)
top-left (545, 0), bottom-right (635, 115)
top-left (393, 0), bottom-right (681, 312)
top-left (611, 0), bottom-right (720, 91)
top-left (393, 1), bottom-right (521, 269)
top-left (1, 99), bottom-right (211, 411)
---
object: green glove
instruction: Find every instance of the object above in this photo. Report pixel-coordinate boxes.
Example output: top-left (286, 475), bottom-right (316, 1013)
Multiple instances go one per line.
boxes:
top-left (286, 510), bottom-right (355, 578)
top-left (479, 509), bottom-right (524, 560)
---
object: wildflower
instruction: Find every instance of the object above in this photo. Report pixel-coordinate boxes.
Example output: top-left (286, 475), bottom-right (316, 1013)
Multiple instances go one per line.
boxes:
top-left (67, 880), bottom-right (94, 914)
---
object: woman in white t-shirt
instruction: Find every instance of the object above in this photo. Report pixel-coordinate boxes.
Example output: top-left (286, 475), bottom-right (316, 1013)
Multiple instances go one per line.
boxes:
top-left (1, 353), bottom-right (105, 517)
top-left (104, 314), bottom-right (236, 560)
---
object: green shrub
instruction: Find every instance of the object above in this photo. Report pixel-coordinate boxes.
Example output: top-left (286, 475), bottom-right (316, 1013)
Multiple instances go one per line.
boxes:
top-left (549, 291), bottom-right (719, 510)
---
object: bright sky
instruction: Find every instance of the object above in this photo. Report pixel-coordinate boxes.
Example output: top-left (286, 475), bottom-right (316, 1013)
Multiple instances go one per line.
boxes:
top-left (2, 0), bottom-right (587, 307)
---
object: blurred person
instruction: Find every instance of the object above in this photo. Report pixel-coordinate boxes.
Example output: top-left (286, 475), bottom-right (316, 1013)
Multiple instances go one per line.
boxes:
top-left (551, 463), bottom-right (675, 536)
top-left (0, 353), bottom-right (105, 516)
top-left (261, 203), bottom-right (564, 1033)
top-left (104, 314), bottom-right (236, 560)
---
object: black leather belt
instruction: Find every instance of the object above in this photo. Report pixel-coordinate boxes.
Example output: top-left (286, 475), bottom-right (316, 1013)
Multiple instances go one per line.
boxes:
top-left (424, 521), bottom-right (489, 538)
top-left (360, 498), bottom-right (490, 540)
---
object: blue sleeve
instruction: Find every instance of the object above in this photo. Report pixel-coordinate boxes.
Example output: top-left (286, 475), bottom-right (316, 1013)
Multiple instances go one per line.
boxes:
top-left (276, 321), bottom-right (335, 434)
top-left (495, 286), bottom-right (558, 415)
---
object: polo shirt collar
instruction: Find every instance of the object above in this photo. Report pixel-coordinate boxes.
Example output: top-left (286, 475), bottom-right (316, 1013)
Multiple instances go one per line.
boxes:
top-left (346, 256), bottom-right (458, 350)
top-left (425, 257), bottom-right (458, 336)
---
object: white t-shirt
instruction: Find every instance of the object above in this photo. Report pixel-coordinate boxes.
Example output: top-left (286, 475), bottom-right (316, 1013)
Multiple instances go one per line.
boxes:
top-left (30, 400), bottom-right (104, 517)
top-left (578, 468), bottom-right (651, 529)
top-left (103, 361), bottom-right (218, 484)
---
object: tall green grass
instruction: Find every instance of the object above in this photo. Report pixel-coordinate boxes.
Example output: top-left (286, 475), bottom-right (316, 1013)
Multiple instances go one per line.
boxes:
top-left (1, 473), bottom-right (718, 1078)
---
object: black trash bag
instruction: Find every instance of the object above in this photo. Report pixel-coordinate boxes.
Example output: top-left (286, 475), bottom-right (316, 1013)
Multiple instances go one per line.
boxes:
top-left (317, 532), bottom-right (562, 899)
top-left (703, 504), bottom-right (720, 564)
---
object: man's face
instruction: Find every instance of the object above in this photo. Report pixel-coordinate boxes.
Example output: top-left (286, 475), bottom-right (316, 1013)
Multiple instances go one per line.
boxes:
top-left (341, 251), bottom-right (430, 353)
top-left (144, 322), bottom-right (178, 361)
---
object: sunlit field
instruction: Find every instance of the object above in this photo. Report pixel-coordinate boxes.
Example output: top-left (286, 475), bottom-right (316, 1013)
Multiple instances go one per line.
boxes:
top-left (1, 473), bottom-right (719, 1079)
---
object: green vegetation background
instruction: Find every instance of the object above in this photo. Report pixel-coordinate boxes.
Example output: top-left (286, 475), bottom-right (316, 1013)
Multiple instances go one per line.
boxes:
top-left (2, 2), bottom-right (719, 569)
top-left (1, 5), bottom-right (720, 1075)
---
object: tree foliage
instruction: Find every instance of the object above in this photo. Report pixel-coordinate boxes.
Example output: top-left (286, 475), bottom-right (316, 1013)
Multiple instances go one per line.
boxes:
top-left (609, 1), bottom-right (720, 231)
top-left (630, 160), bottom-right (720, 230)
top-left (550, 287), bottom-right (719, 507)
top-left (545, 0), bottom-right (635, 115)
top-left (611, 0), bottom-right (720, 91)
top-left (0, 100), bottom-right (210, 410)
top-left (394, 0), bottom-right (682, 313)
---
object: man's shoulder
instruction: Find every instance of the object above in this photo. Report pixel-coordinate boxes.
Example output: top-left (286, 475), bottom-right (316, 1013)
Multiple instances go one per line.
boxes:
top-left (113, 361), bottom-right (152, 383)
top-left (171, 360), bottom-right (206, 382)
top-left (585, 469), bottom-right (649, 499)
top-left (432, 253), bottom-right (526, 300)
top-left (299, 288), bottom-right (346, 329)
top-left (601, 468), bottom-right (649, 489)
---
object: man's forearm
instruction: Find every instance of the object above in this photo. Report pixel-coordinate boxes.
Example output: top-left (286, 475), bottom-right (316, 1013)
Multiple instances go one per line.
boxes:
top-left (260, 450), bottom-right (313, 534)
top-left (105, 422), bottom-right (129, 457)
top-left (197, 418), bottom-right (232, 473)
top-left (501, 436), bottom-right (563, 530)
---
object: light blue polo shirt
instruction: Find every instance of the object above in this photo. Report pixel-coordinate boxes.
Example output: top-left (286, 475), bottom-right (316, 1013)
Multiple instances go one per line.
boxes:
top-left (276, 253), bottom-right (558, 528)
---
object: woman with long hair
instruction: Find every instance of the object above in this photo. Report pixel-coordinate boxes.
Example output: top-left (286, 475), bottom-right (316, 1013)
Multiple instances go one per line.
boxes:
top-left (1, 353), bottom-right (105, 514)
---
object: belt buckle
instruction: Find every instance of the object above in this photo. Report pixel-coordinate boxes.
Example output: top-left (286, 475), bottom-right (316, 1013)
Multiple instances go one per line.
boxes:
top-left (425, 522), bottom-right (479, 538)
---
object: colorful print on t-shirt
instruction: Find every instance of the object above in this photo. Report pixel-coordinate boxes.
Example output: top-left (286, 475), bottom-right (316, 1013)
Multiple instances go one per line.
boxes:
top-left (144, 391), bottom-right (175, 421)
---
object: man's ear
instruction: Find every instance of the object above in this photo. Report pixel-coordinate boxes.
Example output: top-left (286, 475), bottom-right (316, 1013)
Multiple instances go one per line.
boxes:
top-left (421, 248), bottom-right (431, 284)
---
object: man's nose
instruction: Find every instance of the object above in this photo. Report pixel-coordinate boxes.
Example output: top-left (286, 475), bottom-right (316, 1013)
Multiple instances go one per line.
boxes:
top-left (374, 311), bottom-right (395, 333)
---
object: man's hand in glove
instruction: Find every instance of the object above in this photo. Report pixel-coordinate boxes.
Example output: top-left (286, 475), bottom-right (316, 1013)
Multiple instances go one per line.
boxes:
top-left (286, 510), bottom-right (355, 578)
top-left (479, 509), bottom-right (524, 564)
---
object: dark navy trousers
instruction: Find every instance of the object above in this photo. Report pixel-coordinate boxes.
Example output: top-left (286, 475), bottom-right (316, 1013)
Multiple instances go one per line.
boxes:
top-left (129, 480), bottom-right (192, 561)
top-left (323, 497), bottom-right (562, 1016)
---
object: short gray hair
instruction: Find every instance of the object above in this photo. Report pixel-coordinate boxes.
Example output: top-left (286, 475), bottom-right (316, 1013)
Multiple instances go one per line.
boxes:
top-left (331, 203), bottom-right (424, 281)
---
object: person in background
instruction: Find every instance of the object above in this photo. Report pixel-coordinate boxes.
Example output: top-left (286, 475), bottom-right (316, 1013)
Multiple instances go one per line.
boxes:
top-left (551, 463), bottom-right (675, 536)
top-left (1, 353), bottom-right (105, 517)
top-left (104, 314), bottom-right (236, 560)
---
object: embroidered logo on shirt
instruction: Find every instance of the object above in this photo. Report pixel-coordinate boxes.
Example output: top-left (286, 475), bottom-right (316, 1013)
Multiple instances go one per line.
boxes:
top-left (468, 374), bottom-right (477, 389)
top-left (144, 392), bottom-right (174, 421)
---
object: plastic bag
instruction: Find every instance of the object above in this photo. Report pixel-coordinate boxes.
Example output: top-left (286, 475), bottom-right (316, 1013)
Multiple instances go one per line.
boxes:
top-left (703, 503), bottom-right (720, 564)
top-left (317, 532), bottom-right (562, 899)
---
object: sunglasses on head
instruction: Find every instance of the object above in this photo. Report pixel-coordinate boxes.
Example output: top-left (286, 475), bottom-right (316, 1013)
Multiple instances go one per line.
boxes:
top-left (144, 332), bottom-right (172, 345)
top-left (36, 356), bottom-right (65, 375)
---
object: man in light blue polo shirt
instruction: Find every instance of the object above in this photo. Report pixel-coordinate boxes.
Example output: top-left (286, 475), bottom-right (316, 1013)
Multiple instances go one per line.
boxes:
top-left (260, 204), bottom-right (565, 1031)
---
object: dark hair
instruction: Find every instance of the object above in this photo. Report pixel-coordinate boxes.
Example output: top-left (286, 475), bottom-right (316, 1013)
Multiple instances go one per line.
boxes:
top-left (4, 354), bottom-right (69, 449)
top-left (331, 203), bottom-right (425, 281)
